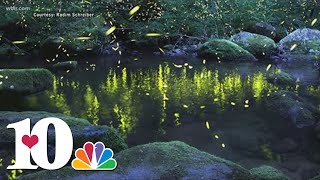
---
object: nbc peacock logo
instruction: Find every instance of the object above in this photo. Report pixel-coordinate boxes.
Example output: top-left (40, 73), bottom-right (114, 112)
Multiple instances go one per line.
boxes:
top-left (72, 142), bottom-right (117, 170)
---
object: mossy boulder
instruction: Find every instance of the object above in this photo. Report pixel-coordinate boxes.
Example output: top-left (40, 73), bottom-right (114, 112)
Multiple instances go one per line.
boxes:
top-left (21, 141), bottom-right (255, 180)
top-left (231, 32), bottom-right (276, 59)
top-left (243, 22), bottom-right (287, 42)
top-left (311, 175), bottom-right (320, 180)
top-left (249, 165), bottom-right (288, 180)
top-left (0, 69), bottom-right (53, 96)
top-left (265, 91), bottom-right (320, 128)
top-left (280, 28), bottom-right (320, 46)
top-left (279, 28), bottom-right (320, 60)
top-left (244, 22), bottom-right (277, 39)
top-left (52, 61), bottom-right (79, 71)
top-left (266, 70), bottom-right (295, 85)
top-left (198, 39), bottom-right (257, 62)
top-left (0, 111), bottom-right (127, 153)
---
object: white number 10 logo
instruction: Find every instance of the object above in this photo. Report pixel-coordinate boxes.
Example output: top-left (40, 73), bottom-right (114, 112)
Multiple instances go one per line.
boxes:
top-left (7, 118), bottom-right (73, 170)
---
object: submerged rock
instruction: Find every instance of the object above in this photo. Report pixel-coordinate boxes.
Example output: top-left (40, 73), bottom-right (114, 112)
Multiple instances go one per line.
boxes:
top-left (21, 141), bottom-right (255, 180)
top-left (279, 28), bottom-right (320, 60)
top-left (198, 39), bottom-right (257, 62)
top-left (249, 165), bottom-right (289, 180)
top-left (231, 32), bottom-right (276, 59)
top-left (0, 111), bottom-right (127, 153)
top-left (265, 91), bottom-right (320, 128)
top-left (0, 69), bottom-right (53, 96)
top-left (266, 70), bottom-right (295, 85)
top-left (53, 61), bottom-right (79, 71)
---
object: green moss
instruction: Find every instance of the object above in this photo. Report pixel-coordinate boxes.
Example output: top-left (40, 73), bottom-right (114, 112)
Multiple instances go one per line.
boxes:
top-left (308, 41), bottom-right (320, 49)
top-left (282, 40), bottom-right (320, 54)
top-left (198, 39), bottom-right (257, 61)
top-left (21, 141), bottom-right (254, 180)
top-left (0, 69), bottom-right (53, 95)
top-left (114, 141), bottom-right (254, 179)
top-left (266, 70), bottom-right (295, 85)
top-left (231, 32), bottom-right (276, 59)
top-left (260, 144), bottom-right (275, 160)
top-left (250, 165), bottom-right (288, 180)
top-left (279, 29), bottom-right (320, 61)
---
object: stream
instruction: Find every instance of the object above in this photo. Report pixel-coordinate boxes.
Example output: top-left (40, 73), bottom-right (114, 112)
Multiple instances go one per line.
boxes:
top-left (1, 55), bottom-right (320, 179)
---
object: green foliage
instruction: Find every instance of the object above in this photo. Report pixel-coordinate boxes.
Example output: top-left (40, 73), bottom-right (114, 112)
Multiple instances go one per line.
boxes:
top-left (259, 144), bottom-right (276, 160)
top-left (101, 0), bottom-right (320, 39)
top-left (214, 0), bottom-right (318, 33)
top-left (0, 0), bottom-right (319, 50)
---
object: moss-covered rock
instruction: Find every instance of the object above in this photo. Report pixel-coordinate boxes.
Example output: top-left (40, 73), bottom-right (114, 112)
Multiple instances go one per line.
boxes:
top-left (265, 91), bottom-right (320, 128)
top-left (0, 69), bottom-right (53, 96)
top-left (266, 70), bottom-right (295, 85)
top-left (279, 28), bottom-right (320, 61)
top-left (249, 165), bottom-right (288, 180)
top-left (243, 22), bottom-right (287, 42)
top-left (0, 111), bottom-right (127, 153)
top-left (198, 39), bottom-right (257, 62)
top-left (244, 22), bottom-right (277, 39)
top-left (231, 32), bottom-right (276, 59)
top-left (52, 61), bottom-right (79, 71)
top-left (280, 28), bottom-right (320, 46)
top-left (311, 175), bottom-right (320, 180)
top-left (20, 141), bottom-right (255, 180)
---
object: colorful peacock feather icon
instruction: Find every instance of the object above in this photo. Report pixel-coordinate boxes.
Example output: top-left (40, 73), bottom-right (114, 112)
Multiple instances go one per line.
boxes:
top-left (72, 142), bottom-right (117, 170)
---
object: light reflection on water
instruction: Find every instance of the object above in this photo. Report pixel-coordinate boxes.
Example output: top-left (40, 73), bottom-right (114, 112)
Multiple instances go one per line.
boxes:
top-left (26, 63), bottom-right (296, 138)
top-left (7, 60), bottom-right (320, 178)
top-left (0, 55), bottom-right (318, 180)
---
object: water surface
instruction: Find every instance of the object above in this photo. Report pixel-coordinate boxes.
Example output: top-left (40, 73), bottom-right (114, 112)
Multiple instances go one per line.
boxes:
top-left (1, 56), bottom-right (320, 179)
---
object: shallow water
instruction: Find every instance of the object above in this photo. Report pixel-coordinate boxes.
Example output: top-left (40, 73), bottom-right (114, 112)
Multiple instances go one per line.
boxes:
top-left (1, 55), bottom-right (320, 179)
